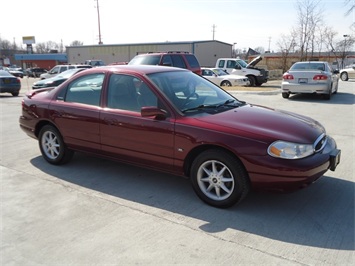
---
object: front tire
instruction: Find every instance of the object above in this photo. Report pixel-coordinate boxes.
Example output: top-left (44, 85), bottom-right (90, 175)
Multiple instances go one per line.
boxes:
top-left (39, 125), bottom-right (74, 165)
top-left (190, 149), bottom-right (250, 208)
top-left (340, 72), bottom-right (348, 81)
top-left (247, 76), bottom-right (256, 87)
top-left (221, 80), bottom-right (232, 87)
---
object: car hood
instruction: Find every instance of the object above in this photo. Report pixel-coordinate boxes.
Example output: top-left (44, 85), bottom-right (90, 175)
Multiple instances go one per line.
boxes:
top-left (195, 104), bottom-right (325, 144)
top-left (247, 56), bottom-right (262, 67)
top-left (34, 77), bottom-right (64, 85)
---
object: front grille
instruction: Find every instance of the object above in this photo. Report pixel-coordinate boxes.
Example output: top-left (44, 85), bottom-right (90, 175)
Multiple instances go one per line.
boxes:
top-left (314, 134), bottom-right (327, 152)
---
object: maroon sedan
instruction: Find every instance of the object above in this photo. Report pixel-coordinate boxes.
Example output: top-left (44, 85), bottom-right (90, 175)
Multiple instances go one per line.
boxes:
top-left (19, 65), bottom-right (341, 208)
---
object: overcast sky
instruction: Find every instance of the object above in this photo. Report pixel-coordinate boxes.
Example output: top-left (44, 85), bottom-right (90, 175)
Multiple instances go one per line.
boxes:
top-left (1, 0), bottom-right (354, 51)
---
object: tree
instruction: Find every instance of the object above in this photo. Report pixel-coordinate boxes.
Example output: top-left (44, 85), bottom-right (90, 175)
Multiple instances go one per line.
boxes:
top-left (277, 34), bottom-right (297, 72)
top-left (0, 38), bottom-right (12, 50)
top-left (34, 41), bottom-right (59, 53)
top-left (345, 0), bottom-right (355, 29)
top-left (254, 46), bottom-right (265, 54)
top-left (70, 40), bottom-right (84, 46)
top-left (294, 0), bottom-right (324, 61)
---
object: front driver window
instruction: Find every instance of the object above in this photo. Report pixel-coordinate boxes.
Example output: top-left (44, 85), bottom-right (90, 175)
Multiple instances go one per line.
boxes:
top-left (65, 74), bottom-right (104, 106)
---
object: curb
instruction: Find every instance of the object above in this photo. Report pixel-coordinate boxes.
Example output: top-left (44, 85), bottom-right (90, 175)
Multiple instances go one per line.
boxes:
top-left (228, 89), bottom-right (281, 95)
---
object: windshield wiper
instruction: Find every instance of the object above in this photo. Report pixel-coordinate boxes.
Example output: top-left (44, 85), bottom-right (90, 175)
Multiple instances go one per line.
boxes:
top-left (182, 104), bottom-right (215, 113)
top-left (216, 99), bottom-right (236, 108)
top-left (182, 99), bottom-right (241, 113)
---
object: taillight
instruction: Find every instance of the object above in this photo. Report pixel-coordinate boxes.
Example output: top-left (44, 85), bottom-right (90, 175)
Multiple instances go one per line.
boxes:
top-left (283, 74), bottom-right (294, 80)
top-left (313, 75), bottom-right (328, 80)
top-left (16, 78), bottom-right (21, 83)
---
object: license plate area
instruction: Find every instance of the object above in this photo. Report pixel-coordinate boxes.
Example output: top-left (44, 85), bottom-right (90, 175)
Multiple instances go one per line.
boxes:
top-left (298, 78), bottom-right (308, 83)
top-left (329, 149), bottom-right (341, 171)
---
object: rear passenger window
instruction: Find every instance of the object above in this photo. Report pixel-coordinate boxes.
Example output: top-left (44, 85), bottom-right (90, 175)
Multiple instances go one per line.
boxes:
top-left (65, 74), bottom-right (104, 106)
top-left (161, 55), bottom-right (173, 66)
top-left (185, 54), bottom-right (200, 68)
top-left (171, 55), bottom-right (186, 69)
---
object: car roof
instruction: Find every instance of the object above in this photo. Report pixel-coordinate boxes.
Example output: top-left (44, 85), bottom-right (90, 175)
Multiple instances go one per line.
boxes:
top-left (137, 51), bottom-right (192, 55)
top-left (86, 64), bottom-right (188, 75)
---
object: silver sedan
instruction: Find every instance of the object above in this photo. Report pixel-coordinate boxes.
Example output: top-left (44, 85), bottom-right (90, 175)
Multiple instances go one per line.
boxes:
top-left (281, 61), bottom-right (339, 100)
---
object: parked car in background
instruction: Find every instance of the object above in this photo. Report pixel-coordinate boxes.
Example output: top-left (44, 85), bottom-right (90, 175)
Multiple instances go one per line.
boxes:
top-left (32, 68), bottom-right (89, 89)
top-left (40, 64), bottom-right (92, 80)
top-left (201, 67), bottom-right (250, 87)
top-left (19, 65), bottom-right (340, 208)
top-left (339, 64), bottom-right (355, 81)
top-left (0, 70), bottom-right (21, 96)
top-left (215, 56), bottom-right (269, 86)
top-left (26, 67), bottom-right (48, 78)
top-left (281, 61), bottom-right (339, 100)
top-left (3, 67), bottom-right (24, 78)
top-left (129, 51), bottom-right (201, 75)
top-left (84, 60), bottom-right (105, 67)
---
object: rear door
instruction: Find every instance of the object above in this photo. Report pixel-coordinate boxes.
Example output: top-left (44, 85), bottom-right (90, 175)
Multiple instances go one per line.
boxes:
top-left (50, 73), bottom-right (105, 152)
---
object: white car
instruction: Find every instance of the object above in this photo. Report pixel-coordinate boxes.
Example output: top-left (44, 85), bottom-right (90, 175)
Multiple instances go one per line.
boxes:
top-left (340, 64), bottom-right (355, 81)
top-left (201, 67), bottom-right (250, 87)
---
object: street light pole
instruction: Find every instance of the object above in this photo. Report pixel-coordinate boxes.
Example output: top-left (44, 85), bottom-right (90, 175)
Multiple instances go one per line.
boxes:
top-left (233, 42), bottom-right (237, 58)
top-left (342, 34), bottom-right (349, 68)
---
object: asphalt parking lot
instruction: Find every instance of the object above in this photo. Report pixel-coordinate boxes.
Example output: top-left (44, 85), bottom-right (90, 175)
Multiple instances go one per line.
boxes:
top-left (1, 77), bottom-right (354, 265)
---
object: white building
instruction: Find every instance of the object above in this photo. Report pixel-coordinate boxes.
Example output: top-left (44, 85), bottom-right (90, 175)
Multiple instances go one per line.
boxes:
top-left (66, 40), bottom-right (232, 67)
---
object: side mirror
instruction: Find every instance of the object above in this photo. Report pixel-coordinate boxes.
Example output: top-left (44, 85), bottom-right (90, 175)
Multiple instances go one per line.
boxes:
top-left (141, 106), bottom-right (167, 120)
top-left (333, 70), bottom-right (339, 74)
top-left (234, 65), bottom-right (241, 70)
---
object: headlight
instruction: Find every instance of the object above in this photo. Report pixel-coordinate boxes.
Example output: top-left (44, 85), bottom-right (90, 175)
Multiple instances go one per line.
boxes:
top-left (268, 141), bottom-right (314, 159)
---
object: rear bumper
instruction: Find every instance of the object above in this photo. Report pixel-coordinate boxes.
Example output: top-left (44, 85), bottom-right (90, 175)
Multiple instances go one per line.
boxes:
top-left (282, 82), bottom-right (329, 94)
top-left (0, 87), bottom-right (21, 93)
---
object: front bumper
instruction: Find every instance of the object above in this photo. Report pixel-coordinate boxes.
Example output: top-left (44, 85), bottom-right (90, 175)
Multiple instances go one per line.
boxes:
top-left (241, 136), bottom-right (340, 192)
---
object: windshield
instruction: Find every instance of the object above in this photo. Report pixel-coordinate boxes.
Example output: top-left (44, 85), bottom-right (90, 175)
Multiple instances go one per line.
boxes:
top-left (290, 62), bottom-right (325, 71)
top-left (147, 70), bottom-right (244, 115)
top-left (57, 69), bottom-right (81, 79)
top-left (213, 68), bottom-right (228, 76)
top-left (129, 55), bottom-right (160, 65)
top-left (237, 59), bottom-right (247, 68)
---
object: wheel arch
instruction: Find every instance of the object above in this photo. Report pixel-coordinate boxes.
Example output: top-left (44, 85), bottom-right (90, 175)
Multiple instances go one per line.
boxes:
top-left (34, 120), bottom-right (58, 138)
top-left (220, 80), bottom-right (231, 86)
top-left (183, 144), bottom-right (248, 178)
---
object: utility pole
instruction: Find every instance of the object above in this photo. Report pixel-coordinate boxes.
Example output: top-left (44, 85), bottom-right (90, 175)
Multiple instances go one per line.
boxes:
top-left (212, 24), bottom-right (216, 40)
top-left (95, 0), bottom-right (103, 44)
top-left (268, 36), bottom-right (271, 52)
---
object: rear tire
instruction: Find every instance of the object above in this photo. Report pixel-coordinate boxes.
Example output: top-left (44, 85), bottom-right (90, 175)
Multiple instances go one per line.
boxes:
top-left (39, 125), bottom-right (74, 165)
top-left (282, 92), bottom-right (289, 98)
top-left (323, 86), bottom-right (332, 100)
top-left (190, 149), bottom-right (250, 208)
top-left (11, 92), bottom-right (19, 96)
